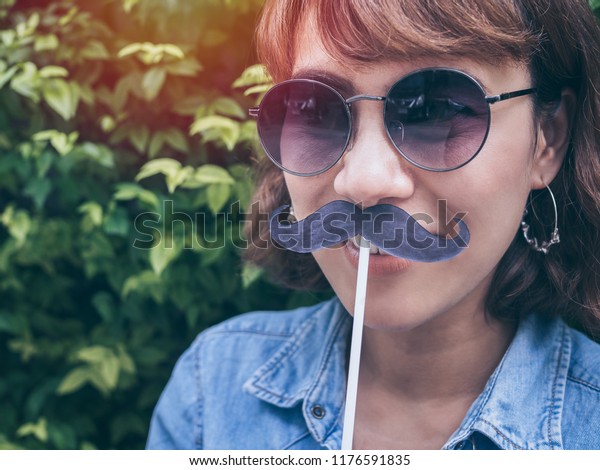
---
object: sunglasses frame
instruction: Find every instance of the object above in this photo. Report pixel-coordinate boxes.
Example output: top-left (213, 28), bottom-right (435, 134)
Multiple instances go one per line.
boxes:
top-left (249, 67), bottom-right (536, 176)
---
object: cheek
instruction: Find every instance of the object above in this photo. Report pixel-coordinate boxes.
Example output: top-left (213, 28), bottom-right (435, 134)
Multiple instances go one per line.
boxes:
top-left (283, 172), bottom-right (337, 219)
top-left (450, 119), bottom-right (536, 260)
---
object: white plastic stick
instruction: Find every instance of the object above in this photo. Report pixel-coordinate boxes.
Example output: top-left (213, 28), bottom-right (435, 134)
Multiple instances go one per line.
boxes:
top-left (341, 239), bottom-right (370, 450)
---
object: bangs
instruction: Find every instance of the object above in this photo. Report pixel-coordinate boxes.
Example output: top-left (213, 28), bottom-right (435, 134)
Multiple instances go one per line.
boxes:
top-left (256, 0), bottom-right (540, 81)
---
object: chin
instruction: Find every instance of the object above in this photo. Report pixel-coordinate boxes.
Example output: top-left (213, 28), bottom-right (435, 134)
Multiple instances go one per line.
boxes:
top-left (340, 294), bottom-right (441, 332)
top-left (370, 309), bottom-right (438, 331)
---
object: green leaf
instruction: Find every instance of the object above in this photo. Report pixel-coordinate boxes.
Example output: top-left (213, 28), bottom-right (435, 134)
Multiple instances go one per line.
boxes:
top-left (118, 42), bottom-right (184, 64)
top-left (162, 44), bottom-right (185, 59)
top-left (211, 97), bottom-right (246, 119)
top-left (38, 66), bottom-right (69, 79)
top-left (121, 270), bottom-right (163, 302)
top-left (42, 79), bottom-right (78, 121)
top-left (33, 130), bottom-right (78, 156)
top-left (71, 347), bottom-right (121, 392)
top-left (0, 64), bottom-right (18, 89)
top-left (190, 116), bottom-right (240, 151)
top-left (78, 202), bottom-right (103, 227)
top-left (591, 0), bottom-right (600, 10)
top-left (164, 58), bottom-right (203, 77)
top-left (167, 166), bottom-right (193, 194)
top-left (136, 158), bottom-right (182, 182)
top-left (239, 119), bottom-right (258, 143)
top-left (163, 128), bottom-right (189, 153)
top-left (58, 6), bottom-right (78, 26)
top-left (72, 142), bottom-right (115, 168)
top-left (79, 40), bottom-right (110, 60)
top-left (242, 264), bottom-right (263, 288)
top-left (123, 0), bottom-right (140, 13)
top-left (10, 62), bottom-right (40, 102)
top-left (57, 367), bottom-right (91, 395)
top-left (77, 346), bottom-right (111, 364)
top-left (185, 164), bottom-right (235, 187)
top-left (207, 184), bottom-right (231, 213)
top-left (97, 354), bottom-right (120, 390)
top-left (233, 64), bottom-right (272, 88)
top-left (113, 183), bottom-right (144, 201)
top-left (100, 115), bottom-right (116, 133)
top-left (24, 178), bottom-right (51, 210)
top-left (27, 12), bottom-right (40, 30)
top-left (244, 83), bottom-right (272, 96)
top-left (15, 12), bottom-right (39, 37)
top-left (117, 345), bottom-right (136, 374)
top-left (150, 235), bottom-right (182, 275)
top-left (141, 67), bottom-right (166, 101)
top-left (113, 183), bottom-right (160, 209)
top-left (16, 418), bottom-right (48, 443)
top-left (1, 208), bottom-right (31, 247)
top-left (117, 43), bottom-right (143, 58)
top-left (0, 30), bottom-right (16, 46)
top-left (148, 132), bottom-right (165, 159)
top-left (77, 83), bottom-right (95, 105)
top-left (34, 34), bottom-right (59, 51)
top-left (129, 126), bottom-right (149, 153)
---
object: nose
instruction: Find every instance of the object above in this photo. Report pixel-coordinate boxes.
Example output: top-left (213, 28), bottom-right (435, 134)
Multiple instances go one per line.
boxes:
top-left (333, 102), bottom-right (415, 207)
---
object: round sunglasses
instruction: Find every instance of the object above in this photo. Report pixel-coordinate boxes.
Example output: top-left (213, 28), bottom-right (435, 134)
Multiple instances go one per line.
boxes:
top-left (249, 68), bottom-right (536, 175)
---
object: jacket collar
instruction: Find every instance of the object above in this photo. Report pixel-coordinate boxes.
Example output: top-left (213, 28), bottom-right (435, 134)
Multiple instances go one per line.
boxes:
top-left (444, 313), bottom-right (571, 450)
top-left (243, 298), bottom-right (351, 449)
top-left (245, 297), bottom-right (571, 450)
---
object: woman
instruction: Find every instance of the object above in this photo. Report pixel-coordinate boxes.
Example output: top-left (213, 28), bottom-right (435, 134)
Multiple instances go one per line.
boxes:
top-left (147, 0), bottom-right (600, 449)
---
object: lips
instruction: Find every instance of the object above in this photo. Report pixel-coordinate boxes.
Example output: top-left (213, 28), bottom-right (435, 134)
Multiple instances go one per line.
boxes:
top-left (350, 235), bottom-right (390, 255)
top-left (345, 237), bottom-right (414, 276)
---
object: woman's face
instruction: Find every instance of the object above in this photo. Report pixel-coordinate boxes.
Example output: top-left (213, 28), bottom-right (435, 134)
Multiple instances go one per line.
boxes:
top-left (283, 25), bottom-right (541, 330)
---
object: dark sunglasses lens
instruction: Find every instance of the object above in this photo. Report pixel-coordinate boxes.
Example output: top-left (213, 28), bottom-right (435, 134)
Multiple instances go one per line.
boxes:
top-left (385, 70), bottom-right (490, 170)
top-left (257, 81), bottom-right (350, 175)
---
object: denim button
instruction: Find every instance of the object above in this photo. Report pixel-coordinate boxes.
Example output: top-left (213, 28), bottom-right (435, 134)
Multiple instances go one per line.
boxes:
top-left (454, 438), bottom-right (474, 450)
top-left (310, 405), bottom-right (326, 419)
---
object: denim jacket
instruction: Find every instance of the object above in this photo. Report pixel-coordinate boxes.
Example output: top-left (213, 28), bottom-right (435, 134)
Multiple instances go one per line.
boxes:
top-left (146, 297), bottom-right (600, 449)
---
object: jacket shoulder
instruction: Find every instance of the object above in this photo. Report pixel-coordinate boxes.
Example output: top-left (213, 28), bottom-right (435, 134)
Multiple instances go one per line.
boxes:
top-left (562, 327), bottom-right (600, 449)
top-left (146, 298), bottom-right (340, 449)
top-left (192, 297), bottom-right (341, 385)
top-left (202, 298), bottom-right (336, 339)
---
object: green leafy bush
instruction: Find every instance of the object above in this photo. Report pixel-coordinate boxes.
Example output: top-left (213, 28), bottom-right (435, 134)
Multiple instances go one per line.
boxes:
top-left (2, 0), bottom-right (598, 451)
top-left (0, 0), bottom-right (328, 450)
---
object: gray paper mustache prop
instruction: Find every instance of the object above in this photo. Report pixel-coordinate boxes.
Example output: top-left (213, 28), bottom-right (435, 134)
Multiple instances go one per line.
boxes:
top-left (270, 200), bottom-right (469, 262)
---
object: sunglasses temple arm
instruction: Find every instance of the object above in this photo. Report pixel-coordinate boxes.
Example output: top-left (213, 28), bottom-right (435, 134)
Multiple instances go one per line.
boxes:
top-left (485, 88), bottom-right (536, 104)
top-left (341, 241), bottom-right (371, 451)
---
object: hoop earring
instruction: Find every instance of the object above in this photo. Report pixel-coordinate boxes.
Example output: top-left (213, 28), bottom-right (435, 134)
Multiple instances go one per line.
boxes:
top-left (520, 184), bottom-right (560, 254)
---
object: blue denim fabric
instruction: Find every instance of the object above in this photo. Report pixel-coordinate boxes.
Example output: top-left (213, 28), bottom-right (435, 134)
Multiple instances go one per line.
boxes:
top-left (146, 297), bottom-right (600, 449)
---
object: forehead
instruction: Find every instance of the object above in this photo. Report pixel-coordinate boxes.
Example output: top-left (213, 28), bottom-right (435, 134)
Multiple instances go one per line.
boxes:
top-left (291, 19), bottom-right (531, 95)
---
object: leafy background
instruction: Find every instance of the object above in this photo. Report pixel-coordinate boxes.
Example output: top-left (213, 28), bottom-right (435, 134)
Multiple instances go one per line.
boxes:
top-left (0, 0), bottom-right (334, 450)
top-left (1, 0), bottom-right (599, 450)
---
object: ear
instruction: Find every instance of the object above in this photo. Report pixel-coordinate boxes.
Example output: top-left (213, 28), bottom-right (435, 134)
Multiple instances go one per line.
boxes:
top-left (530, 88), bottom-right (575, 189)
